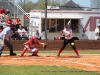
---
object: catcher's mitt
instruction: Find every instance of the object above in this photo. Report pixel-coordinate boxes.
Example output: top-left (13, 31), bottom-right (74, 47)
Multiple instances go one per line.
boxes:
top-left (43, 43), bottom-right (47, 49)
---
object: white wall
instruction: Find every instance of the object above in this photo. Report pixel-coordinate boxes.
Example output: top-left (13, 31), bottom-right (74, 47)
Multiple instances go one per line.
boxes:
top-left (30, 10), bottom-right (100, 40)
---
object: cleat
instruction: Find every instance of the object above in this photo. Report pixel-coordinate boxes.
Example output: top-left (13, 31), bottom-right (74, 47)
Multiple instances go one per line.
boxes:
top-left (76, 55), bottom-right (80, 58)
top-left (10, 53), bottom-right (16, 56)
top-left (32, 54), bottom-right (38, 56)
top-left (57, 54), bottom-right (60, 57)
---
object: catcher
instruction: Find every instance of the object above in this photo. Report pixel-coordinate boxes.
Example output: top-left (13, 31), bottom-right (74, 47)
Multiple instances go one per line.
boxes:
top-left (20, 36), bottom-right (47, 57)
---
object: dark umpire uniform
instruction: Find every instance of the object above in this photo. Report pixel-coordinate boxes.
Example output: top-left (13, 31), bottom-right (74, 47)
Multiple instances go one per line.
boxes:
top-left (0, 25), bottom-right (16, 56)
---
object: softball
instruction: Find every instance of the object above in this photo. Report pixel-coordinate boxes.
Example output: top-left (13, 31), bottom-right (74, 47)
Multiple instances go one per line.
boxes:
top-left (71, 42), bottom-right (74, 46)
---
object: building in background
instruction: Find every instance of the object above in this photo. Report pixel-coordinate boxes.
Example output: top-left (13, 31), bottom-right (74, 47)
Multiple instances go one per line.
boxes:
top-left (29, 0), bottom-right (100, 40)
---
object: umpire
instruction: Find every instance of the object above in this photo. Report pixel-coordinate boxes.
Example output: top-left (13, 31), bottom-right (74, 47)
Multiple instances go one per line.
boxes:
top-left (0, 24), bottom-right (16, 57)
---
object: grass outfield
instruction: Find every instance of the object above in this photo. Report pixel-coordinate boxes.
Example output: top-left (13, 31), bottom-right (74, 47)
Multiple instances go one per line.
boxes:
top-left (1, 50), bottom-right (100, 75)
top-left (0, 65), bottom-right (99, 75)
top-left (2, 50), bottom-right (100, 54)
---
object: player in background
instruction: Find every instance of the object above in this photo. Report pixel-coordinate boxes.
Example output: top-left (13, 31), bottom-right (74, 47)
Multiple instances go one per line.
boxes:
top-left (56, 25), bottom-right (80, 58)
top-left (20, 36), bottom-right (47, 57)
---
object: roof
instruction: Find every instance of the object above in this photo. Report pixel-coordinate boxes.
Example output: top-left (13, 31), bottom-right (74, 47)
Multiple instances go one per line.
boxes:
top-left (30, 10), bottom-right (100, 14)
top-left (0, 1), bottom-right (23, 15)
top-left (60, 0), bottom-right (83, 10)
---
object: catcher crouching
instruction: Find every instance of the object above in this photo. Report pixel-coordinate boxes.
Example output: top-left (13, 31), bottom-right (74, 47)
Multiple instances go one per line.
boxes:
top-left (20, 36), bottom-right (47, 57)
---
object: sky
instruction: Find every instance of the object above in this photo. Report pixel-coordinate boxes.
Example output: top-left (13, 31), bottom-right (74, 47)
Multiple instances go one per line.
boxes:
top-left (32, 0), bottom-right (91, 7)
top-left (73, 0), bottom-right (90, 7)
top-left (15, 0), bottom-right (91, 7)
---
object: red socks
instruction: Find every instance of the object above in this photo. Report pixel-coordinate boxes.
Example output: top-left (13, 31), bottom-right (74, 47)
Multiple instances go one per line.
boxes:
top-left (74, 49), bottom-right (79, 56)
top-left (58, 50), bottom-right (62, 54)
top-left (21, 48), bottom-right (27, 56)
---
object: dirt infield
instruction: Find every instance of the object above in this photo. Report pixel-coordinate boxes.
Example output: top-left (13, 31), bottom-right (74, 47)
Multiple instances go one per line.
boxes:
top-left (0, 54), bottom-right (100, 72)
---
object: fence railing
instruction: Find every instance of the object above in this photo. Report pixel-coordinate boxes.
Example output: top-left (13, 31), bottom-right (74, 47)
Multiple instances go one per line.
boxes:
top-left (13, 1), bottom-right (30, 19)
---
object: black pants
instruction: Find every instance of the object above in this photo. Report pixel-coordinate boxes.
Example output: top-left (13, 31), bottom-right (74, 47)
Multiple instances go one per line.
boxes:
top-left (60, 37), bottom-right (65, 40)
top-left (4, 39), bottom-right (14, 54)
top-left (0, 39), bottom-right (14, 54)
top-left (12, 32), bottom-right (20, 40)
top-left (60, 37), bottom-right (76, 50)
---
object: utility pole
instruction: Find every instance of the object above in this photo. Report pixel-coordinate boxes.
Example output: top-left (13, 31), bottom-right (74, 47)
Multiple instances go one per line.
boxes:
top-left (45, 0), bottom-right (47, 40)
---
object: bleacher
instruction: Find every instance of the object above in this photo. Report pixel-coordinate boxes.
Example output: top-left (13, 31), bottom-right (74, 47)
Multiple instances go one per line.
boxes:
top-left (0, 0), bottom-right (29, 30)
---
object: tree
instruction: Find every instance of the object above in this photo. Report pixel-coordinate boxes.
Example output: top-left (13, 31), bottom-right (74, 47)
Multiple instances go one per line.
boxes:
top-left (34, 0), bottom-right (45, 9)
top-left (17, 0), bottom-right (34, 12)
top-left (34, 0), bottom-right (68, 9)
top-left (90, 0), bottom-right (100, 10)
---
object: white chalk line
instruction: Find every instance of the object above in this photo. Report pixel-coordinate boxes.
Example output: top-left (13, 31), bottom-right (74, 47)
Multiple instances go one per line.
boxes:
top-left (64, 60), bottom-right (100, 68)
top-left (11, 56), bottom-right (100, 69)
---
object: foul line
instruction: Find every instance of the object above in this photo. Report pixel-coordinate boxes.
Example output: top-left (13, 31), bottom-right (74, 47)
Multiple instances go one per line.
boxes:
top-left (64, 59), bottom-right (100, 68)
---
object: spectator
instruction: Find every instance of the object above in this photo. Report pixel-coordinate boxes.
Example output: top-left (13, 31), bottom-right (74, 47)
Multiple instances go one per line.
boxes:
top-left (11, 31), bottom-right (20, 40)
top-left (0, 26), bottom-right (3, 33)
top-left (0, 24), bottom-right (16, 57)
top-left (0, 8), bottom-right (2, 14)
top-left (0, 6), bottom-right (5, 22)
top-left (5, 8), bottom-right (10, 16)
top-left (14, 16), bottom-right (21, 30)
top-left (34, 29), bottom-right (41, 40)
top-left (95, 20), bottom-right (100, 40)
top-left (17, 25), bottom-right (29, 40)
top-left (0, 6), bottom-right (5, 15)
top-left (5, 15), bottom-right (13, 26)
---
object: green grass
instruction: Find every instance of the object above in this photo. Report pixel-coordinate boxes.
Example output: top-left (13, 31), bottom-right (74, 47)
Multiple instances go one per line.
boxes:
top-left (39, 50), bottom-right (100, 54)
top-left (0, 65), bottom-right (99, 75)
top-left (2, 50), bottom-right (100, 54)
top-left (1, 50), bottom-right (100, 75)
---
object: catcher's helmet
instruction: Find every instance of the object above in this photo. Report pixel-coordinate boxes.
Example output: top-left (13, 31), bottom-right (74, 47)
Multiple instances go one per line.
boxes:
top-left (32, 36), bottom-right (38, 40)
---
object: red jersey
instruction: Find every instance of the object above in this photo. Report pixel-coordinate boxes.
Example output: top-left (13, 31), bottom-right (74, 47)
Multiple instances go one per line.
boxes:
top-left (0, 8), bottom-right (5, 14)
top-left (1, 8), bottom-right (5, 14)
top-left (5, 19), bottom-right (13, 26)
top-left (0, 29), bottom-right (2, 33)
top-left (25, 39), bottom-right (41, 48)
top-left (14, 18), bottom-right (21, 25)
top-left (0, 8), bottom-right (2, 14)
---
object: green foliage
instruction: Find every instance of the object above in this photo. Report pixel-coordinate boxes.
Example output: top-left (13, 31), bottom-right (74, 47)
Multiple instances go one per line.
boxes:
top-left (17, 0), bottom-right (69, 12)
top-left (17, 0), bottom-right (35, 12)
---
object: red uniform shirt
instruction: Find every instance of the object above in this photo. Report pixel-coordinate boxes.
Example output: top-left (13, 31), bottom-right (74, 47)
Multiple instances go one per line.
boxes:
top-left (14, 18), bottom-right (21, 25)
top-left (25, 39), bottom-right (41, 48)
top-left (0, 8), bottom-right (2, 14)
top-left (0, 29), bottom-right (2, 33)
top-left (1, 8), bottom-right (5, 14)
top-left (0, 8), bottom-right (5, 14)
top-left (5, 19), bottom-right (13, 26)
